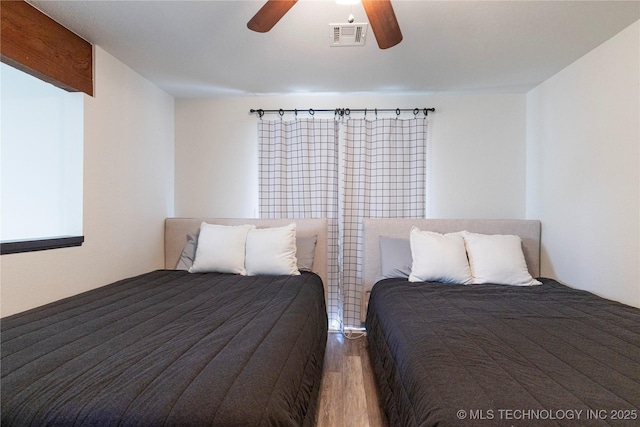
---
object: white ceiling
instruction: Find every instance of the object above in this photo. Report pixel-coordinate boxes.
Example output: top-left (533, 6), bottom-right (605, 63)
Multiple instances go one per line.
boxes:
top-left (28, 0), bottom-right (640, 98)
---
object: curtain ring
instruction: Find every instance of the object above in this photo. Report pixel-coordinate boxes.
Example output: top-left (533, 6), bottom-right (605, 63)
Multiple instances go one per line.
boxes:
top-left (294, 109), bottom-right (298, 118)
top-left (396, 108), bottom-right (401, 116)
top-left (309, 108), bottom-right (314, 116)
top-left (364, 108), bottom-right (367, 118)
top-left (413, 108), bottom-right (419, 117)
top-left (278, 109), bottom-right (284, 119)
top-left (258, 109), bottom-right (264, 119)
top-left (423, 108), bottom-right (428, 117)
top-left (344, 108), bottom-right (350, 117)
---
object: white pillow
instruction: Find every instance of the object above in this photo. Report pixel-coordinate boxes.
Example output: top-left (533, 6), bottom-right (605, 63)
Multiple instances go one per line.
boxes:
top-left (189, 223), bottom-right (254, 274)
top-left (461, 231), bottom-right (541, 286)
top-left (409, 227), bottom-right (473, 284)
top-left (246, 223), bottom-right (300, 276)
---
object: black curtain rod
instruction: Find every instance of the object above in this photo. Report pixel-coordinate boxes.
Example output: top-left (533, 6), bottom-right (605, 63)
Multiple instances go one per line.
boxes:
top-left (249, 107), bottom-right (435, 118)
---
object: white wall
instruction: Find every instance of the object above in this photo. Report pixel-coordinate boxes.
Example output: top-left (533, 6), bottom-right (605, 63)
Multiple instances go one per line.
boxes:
top-left (175, 93), bottom-right (526, 220)
top-left (526, 21), bottom-right (640, 308)
top-left (1, 47), bottom-right (175, 316)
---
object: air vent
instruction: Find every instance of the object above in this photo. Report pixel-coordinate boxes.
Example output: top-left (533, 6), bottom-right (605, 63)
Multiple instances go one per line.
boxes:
top-left (329, 23), bottom-right (368, 47)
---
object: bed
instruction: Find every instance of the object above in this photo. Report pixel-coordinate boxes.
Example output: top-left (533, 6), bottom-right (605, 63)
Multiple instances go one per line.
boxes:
top-left (2, 218), bottom-right (328, 427)
top-left (363, 219), bottom-right (640, 427)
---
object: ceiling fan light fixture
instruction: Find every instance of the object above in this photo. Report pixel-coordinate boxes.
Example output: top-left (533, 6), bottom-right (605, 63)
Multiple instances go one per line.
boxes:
top-left (248, 0), bottom-right (402, 49)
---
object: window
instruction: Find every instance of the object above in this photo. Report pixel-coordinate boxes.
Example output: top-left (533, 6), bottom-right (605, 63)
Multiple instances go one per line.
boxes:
top-left (1, 62), bottom-right (84, 254)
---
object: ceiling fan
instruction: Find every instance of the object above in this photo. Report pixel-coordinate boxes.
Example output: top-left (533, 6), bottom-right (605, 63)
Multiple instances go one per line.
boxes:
top-left (247, 0), bottom-right (403, 49)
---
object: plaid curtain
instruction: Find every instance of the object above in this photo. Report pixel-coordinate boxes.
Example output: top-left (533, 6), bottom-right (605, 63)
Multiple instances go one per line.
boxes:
top-left (258, 117), bottom-right (427, 330)
top-left (341, 118), bottom-right (427, 327)
top-left (258, 119), bottom-right (342, 329)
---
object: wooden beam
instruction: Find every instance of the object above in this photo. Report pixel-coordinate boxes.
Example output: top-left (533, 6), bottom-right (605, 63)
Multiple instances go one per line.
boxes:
top-left (1, 0), bottom-right (93, 96)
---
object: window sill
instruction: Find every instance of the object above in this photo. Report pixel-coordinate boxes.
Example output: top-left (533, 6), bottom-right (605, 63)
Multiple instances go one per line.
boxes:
top-left (1, 236), bottom-right (84, 255)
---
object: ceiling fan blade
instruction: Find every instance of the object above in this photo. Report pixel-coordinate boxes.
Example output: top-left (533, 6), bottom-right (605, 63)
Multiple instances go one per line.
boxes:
top-left (247, 0), bottom-right (298, 33)
top-left (362, 0), bottom-right (403, 49)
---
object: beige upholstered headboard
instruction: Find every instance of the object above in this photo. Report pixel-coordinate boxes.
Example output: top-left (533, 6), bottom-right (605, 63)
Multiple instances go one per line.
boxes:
top-left (165, 218), bottom-right (329, 300)
top-left (363, 218), bottom-right (541, 294)
top-left (360, 218), bottom-right (541, 323)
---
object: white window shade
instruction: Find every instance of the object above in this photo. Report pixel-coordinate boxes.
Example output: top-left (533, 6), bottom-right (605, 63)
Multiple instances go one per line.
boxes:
top-left (1, 62), bottom-right (83, 244)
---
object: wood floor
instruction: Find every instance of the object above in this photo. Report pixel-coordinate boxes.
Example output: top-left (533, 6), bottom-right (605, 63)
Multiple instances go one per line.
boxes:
top-left (316, 332), bottom-right (388, 427)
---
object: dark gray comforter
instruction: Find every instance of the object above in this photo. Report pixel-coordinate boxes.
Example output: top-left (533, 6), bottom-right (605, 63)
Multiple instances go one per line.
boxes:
top-left (366, 278), bottom-right (640, 427)
top-left (2, 270), bottom-right (327, 427)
